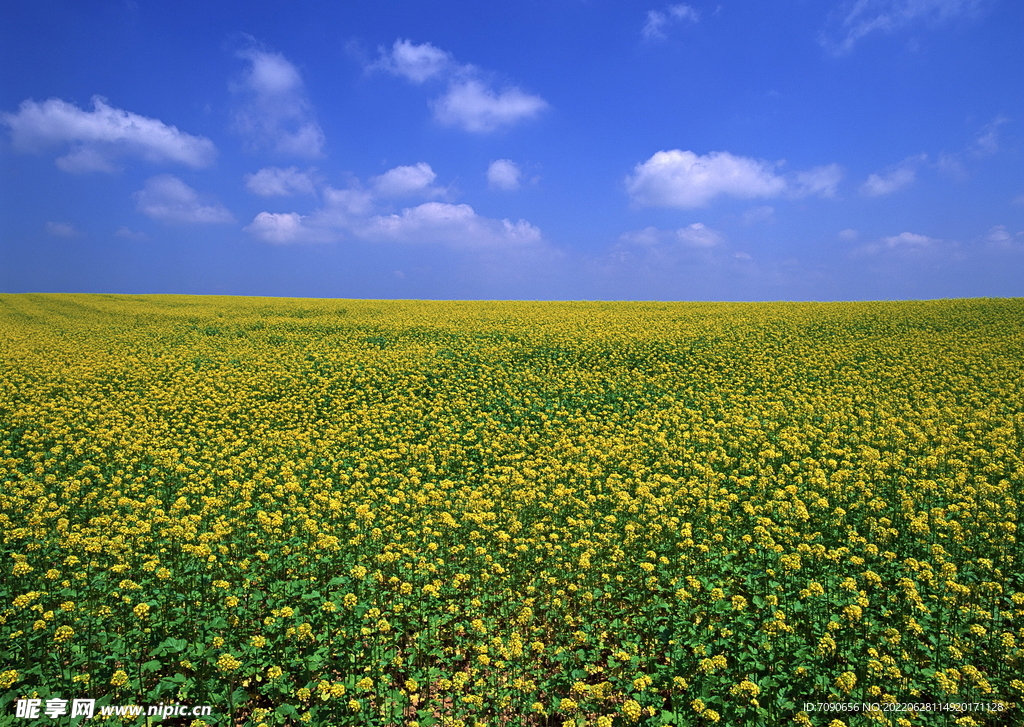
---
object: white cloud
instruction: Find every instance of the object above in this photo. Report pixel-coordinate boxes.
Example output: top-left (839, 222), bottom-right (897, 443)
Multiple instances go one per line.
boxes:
top-left (642, 4), bottom-right (700, 40)
top-left (244, 212), bottom-right (312, 244)
top-left (487, 159), bottom-right (522, 190)
top-left (838, 228), bottom-right (859, 240)
top-left (232, 47), bottom-right (325, 158)
top-left (853, 229), bottom-right (941, 255)
top-left (822, 0), bottom-right (986, 54)
top-left (742, 205), bottom-right (776, 225)
top-left (115, 226), bottom-right (148, 240)
top-left (375, 39), bottom-right (456, 83)
top-left (985, 225), bottom-right (1010, 242)
top-left (971, 115), bottom-right (1008, 157)
top-left (244, 163), bottom-right (543, 249)
top-left (625, 150), bottom-right (788, 208)
top-left (1, 96), bottom-right (216, 172)
top-left (372, 39), bottom-right (548, 134)
top-left (370, 162), bottom-right (445, 198)
top-left (793, 164), bottom-right (843, 198)
top-left (675, 222), bottom-right (723, 247)
top-left (860, 155), bottom-right (925, 196)
top-left (244, 166), bottom-right (319, 196)
top-left (620, 222), bottom-right (723, 248)
top-left (361, 202), bottom-right (541, 247)
top-left (45, 221), bottom-right (79, 237)
top-left (433, 80), bottom-right (548, 133)
top-left (883, 231), bottom-right (936, 247)
top-left (135, 175), bottom-right (235, 224)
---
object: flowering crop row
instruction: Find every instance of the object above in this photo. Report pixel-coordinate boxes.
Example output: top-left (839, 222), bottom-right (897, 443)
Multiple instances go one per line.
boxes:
top-left (1, 294), bottom-right (1022, 726)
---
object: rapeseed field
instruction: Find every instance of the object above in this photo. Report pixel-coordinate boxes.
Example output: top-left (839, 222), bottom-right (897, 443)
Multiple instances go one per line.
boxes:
top-left (1, 294), bottom-right (1022, 726)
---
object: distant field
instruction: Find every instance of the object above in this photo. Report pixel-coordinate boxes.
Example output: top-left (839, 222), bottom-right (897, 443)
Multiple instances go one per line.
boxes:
top-left (1, 294), bottom-right (1022, 726)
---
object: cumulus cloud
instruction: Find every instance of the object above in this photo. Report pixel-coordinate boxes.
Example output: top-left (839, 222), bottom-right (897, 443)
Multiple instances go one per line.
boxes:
top-left (860, 155), bottom-right (925, 196)
top-left (487, 159), bottom-right (522, 190)
top-left (370, 162), bottom-right (445, 198)
top-left (135, 175), bottom-right (235, 224)
top-left (0, 96), bottom-right (216, 172)
top-left (625, 150), bottom-right (788, 208)
top-left (244, 166), bottom-right (319, 196)
top-left (372, 40), bottom-right (548, 133)
top-left (433, 80), bottom-right (548, 133)
top-left (821, 0), bottom-right (986, 54)
top-left (45, 221), bottom-right (79, 237)
top-left (244, 162), bottom-right (543, 248)
top-left (244, 212), bottom-right (313, 244)
top-left (374, 39), bottom-right (456, 83)
top-left (642, 4), bottom-right (700, 40)
top-left (232, 47), bottom-right (325, 157)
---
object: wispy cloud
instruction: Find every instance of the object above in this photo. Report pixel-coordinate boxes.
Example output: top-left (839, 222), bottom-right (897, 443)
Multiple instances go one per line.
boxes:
top-left (970, 115), bottom-right (1008, 157)
top-left (45, 221), bottom-right (80, 237)
top-left (620, 223), bottom-right (724, 248)
top-left (855, 230), bottom-right (942, 254)
top-left (742, 205), bottom-right (776, 225)
top-left (372, 39), bottom-right (548, 133)
top-left (1, 96), bottom-right (216, 173)
top-left (232, 46), bottom-right (325, 157)
top-left (793, 164), bottom-right (844, 198)
top-left (244, 166), bottom-right (320, 196)
top-left (642, 4), bottom-right (700, 41)
top-left (821, 0), bottom-right (987, 54)
top-left (115, 226), bottom-right (148, 240)
top-left (860, 154), bottom-right (926, 196)
top-left (135, 175), bottom-right (235, 224)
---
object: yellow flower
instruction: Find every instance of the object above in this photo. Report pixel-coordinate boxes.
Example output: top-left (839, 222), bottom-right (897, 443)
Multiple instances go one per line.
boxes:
top-left (835, 671), bottom-right (857, 694)
top-left (111, 669), bottom-right (129, 687)
top-left (133, 602), bottom-right (150, 619)
top-left (54, 625), bottom-right (75, 643)
top-left (0, 670), bottom-right (19, 689)
top-left (216, 654), bottom-right (241, 672)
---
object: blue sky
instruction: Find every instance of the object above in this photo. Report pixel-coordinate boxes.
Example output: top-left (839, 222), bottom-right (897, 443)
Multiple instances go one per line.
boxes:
top-left (2, 0), bottom-right (1022, 301)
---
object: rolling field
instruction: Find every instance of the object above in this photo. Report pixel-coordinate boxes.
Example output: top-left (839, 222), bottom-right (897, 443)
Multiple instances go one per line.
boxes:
top-left (1, 294), bottom-right (1023, 727)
